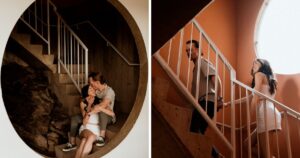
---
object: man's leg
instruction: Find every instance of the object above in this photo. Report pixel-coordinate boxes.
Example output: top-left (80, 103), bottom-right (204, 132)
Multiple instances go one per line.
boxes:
top-left (63, 114), bottom-right (82, 152)
top-left (95, 112), bottom-right (112, 146)
top-left (205, 101), bottom-right (220, 157)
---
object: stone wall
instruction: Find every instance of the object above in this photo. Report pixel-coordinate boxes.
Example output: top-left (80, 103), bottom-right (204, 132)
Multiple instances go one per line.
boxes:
top-left (1, 62), bottom-right (69, 157)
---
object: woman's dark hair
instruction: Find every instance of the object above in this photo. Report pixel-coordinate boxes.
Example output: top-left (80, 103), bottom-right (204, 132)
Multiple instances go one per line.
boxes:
top-left (88, 72), bottom-right (106, 84)
top-left (81, 85), bottom-right (100, 106)
top-left (251, 59), bottom-right (277, 94)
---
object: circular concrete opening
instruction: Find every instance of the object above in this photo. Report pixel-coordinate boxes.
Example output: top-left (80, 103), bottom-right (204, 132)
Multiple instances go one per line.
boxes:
top-left (256, 0), bottom-right (300, 75)
top-left (1, 0), bottom-right (147, 157)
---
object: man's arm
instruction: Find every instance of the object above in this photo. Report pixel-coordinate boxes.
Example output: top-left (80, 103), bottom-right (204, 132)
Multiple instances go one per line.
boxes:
top-left (89, 98), bottom-right (111, 114)
top-left (211, 75), bottom-right (222, 97)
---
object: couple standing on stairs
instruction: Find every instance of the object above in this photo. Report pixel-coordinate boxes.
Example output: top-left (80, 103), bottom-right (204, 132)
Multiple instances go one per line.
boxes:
top-left (186, 40), bottom-right (281, 158)
top-left (62, 72), bottom-right (116, 158)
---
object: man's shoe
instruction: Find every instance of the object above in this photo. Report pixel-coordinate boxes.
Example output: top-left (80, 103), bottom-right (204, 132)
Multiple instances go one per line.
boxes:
top-left (62, 143), bottom-right (77, 152)
top-left (95, 136), bottom-right (105, 147)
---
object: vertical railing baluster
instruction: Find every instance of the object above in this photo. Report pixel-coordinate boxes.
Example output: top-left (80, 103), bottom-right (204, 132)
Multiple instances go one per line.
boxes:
top-left (222, 64), bottom-right (225, 134)
top-left (186, 22), bottom-right (193, 89)
top-left (263, 100), bottom-right (270, 158)
top-left (57, 16), bottom-right (61, 74)
top-left (230, 70), bottom-right (236, 158)
top-left (177, 29), bottom-right (184, 77)
top-left (245, 90), bottom-right (251, 158)
top-left (41, 0), bottom-right (43, 37)
top-left (195, 32), bottom-right (202, 102)
top-left (284, 112), bottom-right (292, 158)
top-left (77, 43), bottom-right (80, 87)
top-left (81, 47), bottom-right (84, 87)
top-left (205, 44), bottom-right (210, 113)
top-left (167, 38), bottom-right (172, 65)
top-left (47, 0), bottom-right (50, 55)
top-left (35, 1), bottom-right (37, 30)
top-left (213, 53), bottom-right (219, 123)
top-left (85, 48), bottom-right (88, 85)
top-left (64, 25), bottom-right (66, 66)
top-left (273, 104), bottom-right (280, 158)
top-left (239, 86), bottom-right (242, 158)
top-left (70, 35), bottom-right (73, 77)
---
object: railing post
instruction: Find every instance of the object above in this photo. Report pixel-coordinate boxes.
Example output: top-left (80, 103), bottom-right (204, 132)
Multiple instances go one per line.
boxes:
top-left (263, 100), bottom-right (271, 158)
top-left (245, 90), bottom-right (252, 158)
top-left (186, 22), bottom-right (193, 89)
top-left (85, 48), bottom-right (88, 85)
top-left (284, 112), bottom-right (292, 158)
top-left (57, 16), bottom-right (61, 74)
top-left (47, 0), bottom-right (50, 55)
top-left (230, 70), bottom-right (236, 158)
top-left (213, 53), bottom-right (219, 123)
top-left (177, 29), bottom-right (184, 77)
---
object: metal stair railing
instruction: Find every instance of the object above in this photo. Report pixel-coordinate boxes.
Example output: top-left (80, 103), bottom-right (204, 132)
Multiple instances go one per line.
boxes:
top-left (154, 16), bottom-right (300, 158)
top-left (229, 79), bottom-right (300, 158)
top-left (19, 0), bottom-right (88, 92)
top-left (154, 19), bottom-right (237, 157)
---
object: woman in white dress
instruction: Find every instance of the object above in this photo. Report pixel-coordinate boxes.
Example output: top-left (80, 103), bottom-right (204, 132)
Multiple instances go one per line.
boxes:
top-left (75, 85), bottom-right (100, 158)
top-left (251, 59), bottom-right (281, 158)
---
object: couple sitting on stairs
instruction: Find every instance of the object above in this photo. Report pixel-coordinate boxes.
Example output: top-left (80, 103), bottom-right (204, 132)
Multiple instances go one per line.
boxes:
top-left (62, 72), bottom-right (116, 158)
top-left (186, 40), bottom-right (281, 158)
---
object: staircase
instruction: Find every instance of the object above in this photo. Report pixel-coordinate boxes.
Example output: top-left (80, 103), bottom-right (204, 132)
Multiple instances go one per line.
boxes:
top-left (10, 27), bottom-right (82, 115)
top-left (153, 17), bottom-right (300, 158)
top-left (152, 77), bottom-right (215, 157)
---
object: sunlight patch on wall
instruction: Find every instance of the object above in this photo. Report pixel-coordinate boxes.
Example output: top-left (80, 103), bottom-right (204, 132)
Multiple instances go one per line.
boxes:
top-left (256, 0), bottom-right (300, 75)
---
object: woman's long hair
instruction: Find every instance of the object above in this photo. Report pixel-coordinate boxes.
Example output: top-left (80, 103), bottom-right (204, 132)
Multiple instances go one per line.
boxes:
top-left (251, 59), bottom-right (277, 94)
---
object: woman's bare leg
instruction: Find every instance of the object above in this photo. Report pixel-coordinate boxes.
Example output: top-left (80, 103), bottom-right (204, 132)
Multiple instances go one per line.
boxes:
top-left (259, 130), bottom-right (278, 158)
top-left (269, 131), bottom-right (278, 158)
top-left (75, 138), bottom-right (86, 158)
top-left (81, 130), bottom-right (96, 158)
top-left (243, 129), bottom-right (258, 157)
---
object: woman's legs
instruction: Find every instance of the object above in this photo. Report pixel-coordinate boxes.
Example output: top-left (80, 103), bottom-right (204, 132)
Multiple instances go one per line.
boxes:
top-left (75, 129), bottom-right (97, 158)
top-left (81, 135), bottom-right (96, 157)
top-left (80, 130), bottom-right (97, 158)
top-left (258, 130), bottom-right (277, 158)
top-left (243, 129), bottom-right (258, 157)
top-left (75, 138), bottom-right (86, 158)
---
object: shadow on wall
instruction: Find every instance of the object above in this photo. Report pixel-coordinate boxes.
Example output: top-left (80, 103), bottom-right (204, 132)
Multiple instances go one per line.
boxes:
top-left (280, 78), bottom-right (300, 111)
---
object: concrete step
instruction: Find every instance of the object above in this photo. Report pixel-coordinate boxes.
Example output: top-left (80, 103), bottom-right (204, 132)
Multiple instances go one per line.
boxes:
top-left (11, 32), bottom-right (31, 45)
top-left (11, 31), bottom-right (55, 66)
top-left (154, 101), bottom-right (213, 158)
top-left (60, 64), bottom-right (88, 74)
top-left (58, 73), bottom-right (86, 84)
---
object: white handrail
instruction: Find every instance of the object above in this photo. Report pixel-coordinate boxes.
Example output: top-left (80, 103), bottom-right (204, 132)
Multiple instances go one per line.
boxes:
top-left (233, 79), bottom-right (300, 118)
top-left (72, 21), bottom-right (140, 66)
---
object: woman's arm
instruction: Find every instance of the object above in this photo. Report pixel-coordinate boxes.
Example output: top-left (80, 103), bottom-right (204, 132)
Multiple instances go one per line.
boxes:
top-left (250, 72), bottom-right (264, 117)
top-left (80, 101), bottom-right (87, 117)
top-left (224, 94), bottom-right (253, 106)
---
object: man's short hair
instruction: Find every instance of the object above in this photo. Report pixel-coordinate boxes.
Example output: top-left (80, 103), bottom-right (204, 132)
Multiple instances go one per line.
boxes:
top-left (88, 72), bottom-right (106, 84)
top-left (186, 40), bottom-right (199, 48)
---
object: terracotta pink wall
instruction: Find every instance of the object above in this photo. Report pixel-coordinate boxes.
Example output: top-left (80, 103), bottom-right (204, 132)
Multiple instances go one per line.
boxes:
top-left (237, 0), bottom-right (300, 157)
